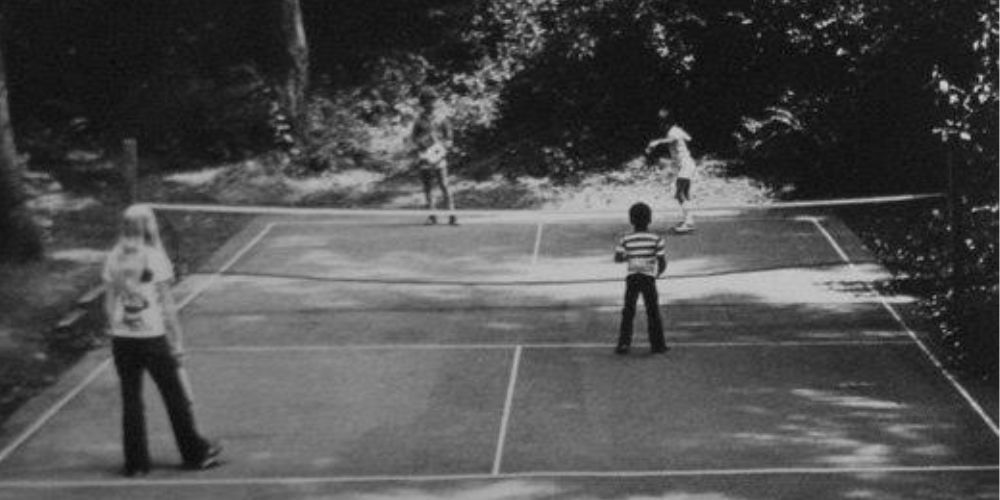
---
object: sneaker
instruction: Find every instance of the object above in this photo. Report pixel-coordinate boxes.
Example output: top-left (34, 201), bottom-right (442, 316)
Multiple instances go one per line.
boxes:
top-left (651, 345), bottom-right (671, 354)
top-left (673, 223), bottom-right (695, 233)
top-left (425, 215), bottom-right (438, 225)
top-left (448, 215), bottom-right (458, 226)
top-left (614, 345), bottom-right (630, 355)
top-left (185, 442), bottom-right (223, 471)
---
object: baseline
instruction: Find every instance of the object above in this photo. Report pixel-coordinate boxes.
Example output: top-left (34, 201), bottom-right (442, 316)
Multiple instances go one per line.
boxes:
top-left (0, 464), bottom-right (993, 489)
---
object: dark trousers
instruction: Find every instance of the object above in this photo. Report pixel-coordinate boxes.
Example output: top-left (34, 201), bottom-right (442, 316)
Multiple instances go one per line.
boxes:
top-left (618, 274), bottom-right (666, 350)
top-left (112, 336), bottom-right (210, 469)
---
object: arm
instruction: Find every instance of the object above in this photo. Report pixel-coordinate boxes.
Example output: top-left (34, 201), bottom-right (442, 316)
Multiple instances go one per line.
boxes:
top-left (645, 137), bottom-right (668, 152)
top-left (614, 237), bottom-right (626, 262)
top-left (157, 282), bottom-right (185, 357)
top-left (103, 286), bottom-right (116, 333)
top-left (656, 237), bottom-right (667, 276)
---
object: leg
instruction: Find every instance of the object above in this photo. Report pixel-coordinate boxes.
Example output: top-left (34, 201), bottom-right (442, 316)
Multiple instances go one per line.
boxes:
top-left (434, 164), bottom-right (457, 223)
top-left (419, 167), bottom-right (437, 224)
top-left (419, 166), bottom-right (435, 209)
top-left (618, 276), bottom-right (641, 352)
top-left (145, 337), bottom-right (210, 465)
top-left (640, 278), bottom-right (667, 352)
top-left (676, 178), bottom-right (693, 227)
top-left (112, 339), bottom-right (151, 474)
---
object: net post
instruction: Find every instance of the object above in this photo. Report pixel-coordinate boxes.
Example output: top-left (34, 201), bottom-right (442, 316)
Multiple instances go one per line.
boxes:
top-left (122, 137), bottom-right (138, 205)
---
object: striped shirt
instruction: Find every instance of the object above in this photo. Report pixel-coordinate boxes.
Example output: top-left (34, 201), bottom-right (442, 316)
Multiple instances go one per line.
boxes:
top-left (615, 231), bottom-right (666, 277)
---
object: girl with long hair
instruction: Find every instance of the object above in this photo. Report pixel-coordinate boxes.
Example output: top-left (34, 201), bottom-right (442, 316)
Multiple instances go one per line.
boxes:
top-left (102, 205), bottom-right (221, 477)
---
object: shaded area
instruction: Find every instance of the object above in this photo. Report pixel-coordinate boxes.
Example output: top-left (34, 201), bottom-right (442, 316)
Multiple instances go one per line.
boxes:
top-left (503, 346), bottom-right (998, 472)
top-left (0, 349), bottom-right (511, 480)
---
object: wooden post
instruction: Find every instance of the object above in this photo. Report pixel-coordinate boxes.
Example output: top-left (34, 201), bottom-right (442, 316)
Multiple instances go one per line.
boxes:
top-left (122, 138), bottom-right (138, 204)
top-left (279, 0), bottom-right (309, 142)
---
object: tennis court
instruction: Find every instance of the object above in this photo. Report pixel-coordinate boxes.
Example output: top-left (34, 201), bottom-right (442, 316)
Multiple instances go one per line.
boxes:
top-left (0, 200), bottom-right (996, 499)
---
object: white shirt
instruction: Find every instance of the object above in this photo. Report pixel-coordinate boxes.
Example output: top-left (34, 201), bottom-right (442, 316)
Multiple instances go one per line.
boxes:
top-left (665, 126), bottom-right (696, 179)
top-left (102, 244), bottom-right (175, 338)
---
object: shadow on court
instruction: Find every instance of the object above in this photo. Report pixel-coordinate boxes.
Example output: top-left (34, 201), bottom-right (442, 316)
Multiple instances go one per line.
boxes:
top-left (0, 212), bottom-right (996, 499)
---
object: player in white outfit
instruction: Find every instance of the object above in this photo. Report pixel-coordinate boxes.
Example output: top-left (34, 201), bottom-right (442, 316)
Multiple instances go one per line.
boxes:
top-left (645, 108), bottom-right (696, 232)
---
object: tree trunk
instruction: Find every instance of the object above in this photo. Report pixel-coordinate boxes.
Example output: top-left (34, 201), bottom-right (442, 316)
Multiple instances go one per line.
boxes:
top-left (0, 17), bottom-right (42, 262)
top-left (279, 0), bottom-right (309, 143)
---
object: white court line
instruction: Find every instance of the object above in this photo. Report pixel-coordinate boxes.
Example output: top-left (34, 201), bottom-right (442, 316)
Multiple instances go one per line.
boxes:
top-left (492, 345), bottom-right (523, 475)
top-left (0, 222), bottom-right (275, 466)
top-left (531, 222), bottom-right (544, 265)
top-left (0, 464), bottom-right (995, 489)
top-left (807, 217), bottom-right (1000, 436)
top-left (190, 339), bottom-right (915, 353)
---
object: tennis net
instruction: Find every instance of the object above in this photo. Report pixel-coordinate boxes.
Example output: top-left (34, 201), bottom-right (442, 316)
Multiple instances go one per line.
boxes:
top-left (148, 193), bottom-right (948, 287)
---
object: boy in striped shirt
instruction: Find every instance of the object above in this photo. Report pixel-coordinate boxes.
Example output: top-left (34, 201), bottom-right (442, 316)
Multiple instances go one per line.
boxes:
top-left (614, 202), bottom-right (668, 355)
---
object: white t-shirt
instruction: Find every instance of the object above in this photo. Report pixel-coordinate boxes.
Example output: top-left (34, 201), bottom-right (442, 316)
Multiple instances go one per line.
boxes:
top-left (102, 243), bottom-right (175, 338)
top-left (665, 125), bottom-right (696, 179)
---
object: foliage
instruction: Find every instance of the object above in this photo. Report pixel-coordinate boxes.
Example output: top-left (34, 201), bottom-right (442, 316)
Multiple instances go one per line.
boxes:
top-left (924, 0), bottom-right (998, 377)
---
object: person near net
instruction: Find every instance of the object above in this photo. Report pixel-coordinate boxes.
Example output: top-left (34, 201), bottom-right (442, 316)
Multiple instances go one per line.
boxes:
top-left (614, 202), bottom-right (669, 355)
top-left (102, 204), bottom-right (222, 477)
top-left (411, 88), bottom-right (457, 225)
top-left (645, 108), bottom-right (697, 233)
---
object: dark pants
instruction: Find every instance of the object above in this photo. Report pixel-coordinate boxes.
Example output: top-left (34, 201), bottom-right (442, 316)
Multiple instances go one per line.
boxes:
top-left (112, 336), bottom-right (210, 470)
top-left (618, 274), bottom-right (666, 350)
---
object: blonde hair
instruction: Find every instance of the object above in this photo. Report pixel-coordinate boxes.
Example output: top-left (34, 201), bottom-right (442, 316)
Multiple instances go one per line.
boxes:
top-left (119, 204), bottom-right (165, 250)
top-left (106, 204), bottom-right (168, 287)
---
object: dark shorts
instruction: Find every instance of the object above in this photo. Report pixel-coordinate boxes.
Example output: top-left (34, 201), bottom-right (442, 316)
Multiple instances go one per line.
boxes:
top-left (674, 178), bottom-right (692, 202)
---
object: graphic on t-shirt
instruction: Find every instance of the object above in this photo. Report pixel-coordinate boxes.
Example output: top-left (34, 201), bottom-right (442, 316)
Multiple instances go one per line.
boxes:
top-left (120, 289), bottom-right (150, 331)
top-left (104, 247), bottom-right (173, 338)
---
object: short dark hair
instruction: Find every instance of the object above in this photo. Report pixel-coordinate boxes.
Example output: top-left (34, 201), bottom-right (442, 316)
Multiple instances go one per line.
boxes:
top-left (629, 202), bottom-right (652, 228)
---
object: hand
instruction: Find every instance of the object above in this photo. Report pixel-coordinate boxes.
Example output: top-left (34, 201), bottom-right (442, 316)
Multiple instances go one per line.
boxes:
top-left (171, 347), bottom-right (185, 362)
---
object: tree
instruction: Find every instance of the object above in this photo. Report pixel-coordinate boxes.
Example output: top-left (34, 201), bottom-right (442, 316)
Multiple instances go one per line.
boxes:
top-left (0, 15), bottom-right (41, 263)
top-left (279, 0), bottom-right (309, 144)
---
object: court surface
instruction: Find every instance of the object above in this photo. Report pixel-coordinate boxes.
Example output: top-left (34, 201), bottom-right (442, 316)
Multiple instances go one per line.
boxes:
top-left (0, 207), bottom-right (997, 499)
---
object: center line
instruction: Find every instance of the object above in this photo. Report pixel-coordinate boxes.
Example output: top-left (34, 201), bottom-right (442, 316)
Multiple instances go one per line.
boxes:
top-left (493, 345), bottom-right (523, 475)
top-left (531, 222), bottom-right (544, 265)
